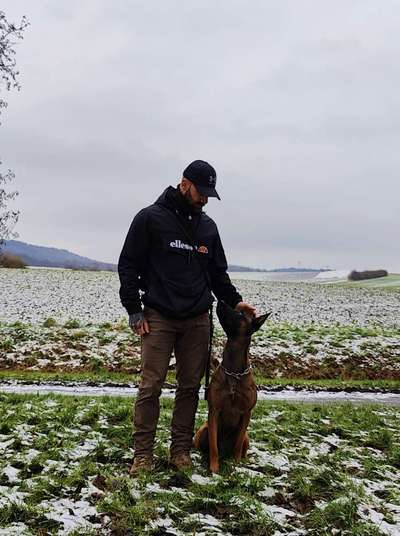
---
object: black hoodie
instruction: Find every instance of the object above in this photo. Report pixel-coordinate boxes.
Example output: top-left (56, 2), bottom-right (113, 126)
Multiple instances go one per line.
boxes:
top-left (118, 185), bottom-right (242, 319)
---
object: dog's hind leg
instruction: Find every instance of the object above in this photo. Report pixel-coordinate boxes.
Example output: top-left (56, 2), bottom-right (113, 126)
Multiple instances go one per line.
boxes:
top-left (193, 422), bottom-right (209, 452)
top-left (241, 432), bottom-right (249, 460)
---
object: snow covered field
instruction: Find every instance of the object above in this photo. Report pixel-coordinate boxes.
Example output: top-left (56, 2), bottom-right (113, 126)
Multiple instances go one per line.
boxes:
top-left (0, 267), bottom-right (399, 326)
top-left (1, 267), bottom-right (400, 534)
top-left (1, 320), bottom-right (399, 381)
top-left (1, 267), bottom-right (399, 381)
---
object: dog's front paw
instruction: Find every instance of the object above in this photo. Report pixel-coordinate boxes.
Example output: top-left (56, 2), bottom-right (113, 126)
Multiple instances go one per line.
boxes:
top-left (209, 462), bottom-right (219, 474)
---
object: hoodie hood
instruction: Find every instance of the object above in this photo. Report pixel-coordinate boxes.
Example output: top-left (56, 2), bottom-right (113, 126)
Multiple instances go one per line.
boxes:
top-left (155, 185), bottom-right (203, 218)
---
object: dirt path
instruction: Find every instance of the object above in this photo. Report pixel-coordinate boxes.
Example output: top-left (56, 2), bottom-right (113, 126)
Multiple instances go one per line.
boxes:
top-left (1, 381), bottom-right (400, 404)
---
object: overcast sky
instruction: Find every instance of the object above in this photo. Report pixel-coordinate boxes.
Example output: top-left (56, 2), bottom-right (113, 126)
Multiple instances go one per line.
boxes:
top-left (1, 1), bottom-right (399, 271)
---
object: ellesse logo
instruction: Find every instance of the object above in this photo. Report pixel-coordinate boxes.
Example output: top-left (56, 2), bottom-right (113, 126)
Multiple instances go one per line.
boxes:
top-left (169, 240), bottom-right (208, 254)
top-left (170, 239), bottom-right (193, 251)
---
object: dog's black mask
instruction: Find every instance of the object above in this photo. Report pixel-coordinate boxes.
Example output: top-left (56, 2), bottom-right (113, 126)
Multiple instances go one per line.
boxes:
top-left (216, 301), bottom-right (271, 338)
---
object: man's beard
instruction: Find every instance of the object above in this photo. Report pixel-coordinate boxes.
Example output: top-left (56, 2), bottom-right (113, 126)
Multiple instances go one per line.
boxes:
top-left (183, 188), bottom-right (204, 213)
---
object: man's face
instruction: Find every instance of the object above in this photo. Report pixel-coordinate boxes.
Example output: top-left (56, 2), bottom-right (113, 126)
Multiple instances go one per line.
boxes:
top-left (183, 180), bottom-right (208, 212)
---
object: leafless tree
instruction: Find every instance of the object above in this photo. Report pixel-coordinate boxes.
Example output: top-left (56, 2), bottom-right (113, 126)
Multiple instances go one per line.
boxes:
top-left (0, 10), bottom-right (29, 253)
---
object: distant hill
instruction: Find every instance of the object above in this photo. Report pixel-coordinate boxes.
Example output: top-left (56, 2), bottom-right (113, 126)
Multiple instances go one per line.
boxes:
top-left (0, 240), bottom-right (330, 273)
top-left (229, 266), bottom-right (330, 273)
top-left (1, 240), bottom-right (117, 272)
top-left (228, 264), bottom-right (265, 272)
top-left (268, 267), bottom-right (329, 273)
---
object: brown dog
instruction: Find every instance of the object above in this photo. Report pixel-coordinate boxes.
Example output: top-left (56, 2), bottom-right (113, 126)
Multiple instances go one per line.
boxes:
top-left (193, 301), bottom-right (271, 473)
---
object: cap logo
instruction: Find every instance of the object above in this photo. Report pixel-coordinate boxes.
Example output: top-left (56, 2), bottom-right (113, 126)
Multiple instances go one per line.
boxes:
top-left (208, 176), bottom-right (216, 187)
top-left (197, 245), bottom-right (208, 254)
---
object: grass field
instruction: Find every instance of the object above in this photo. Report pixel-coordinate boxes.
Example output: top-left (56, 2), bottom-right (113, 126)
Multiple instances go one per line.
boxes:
top-left (1, 319), bottom-right (399, 385)
top-left (1, 269), bottom-right (400, 534)
top-left (336, 275), bottom-right (400, 291)
top-left (0, 393), bottom-right (399, 535)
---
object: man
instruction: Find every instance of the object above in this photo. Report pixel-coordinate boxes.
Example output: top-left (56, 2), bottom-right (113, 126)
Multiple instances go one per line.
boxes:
top-left (118, 159), bottom-right (256, 474)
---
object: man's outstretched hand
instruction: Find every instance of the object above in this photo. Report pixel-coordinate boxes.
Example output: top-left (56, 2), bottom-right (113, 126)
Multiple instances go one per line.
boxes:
top-left (235, 301), bottom-right (257, 317)
top-left (129, 312), bottom-right (150, 336)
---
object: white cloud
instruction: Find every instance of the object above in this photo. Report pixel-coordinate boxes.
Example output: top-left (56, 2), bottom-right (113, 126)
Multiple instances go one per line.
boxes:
top-left (1, 0), bottom-right (399, 270)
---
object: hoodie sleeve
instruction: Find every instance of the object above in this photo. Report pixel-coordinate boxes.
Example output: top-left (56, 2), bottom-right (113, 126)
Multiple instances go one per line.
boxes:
top-left (208, 228), bottom-right (243, 308)
top-left (118, 208), bottom-right (149, 315)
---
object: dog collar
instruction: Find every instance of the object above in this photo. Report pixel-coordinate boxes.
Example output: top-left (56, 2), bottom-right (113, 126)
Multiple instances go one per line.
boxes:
top-left (221, 364), bottom-right (252, 380)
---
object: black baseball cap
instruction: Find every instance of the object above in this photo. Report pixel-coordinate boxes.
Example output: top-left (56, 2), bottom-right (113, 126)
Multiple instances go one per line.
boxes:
top-left (183, 160), bottom-right (221, 200)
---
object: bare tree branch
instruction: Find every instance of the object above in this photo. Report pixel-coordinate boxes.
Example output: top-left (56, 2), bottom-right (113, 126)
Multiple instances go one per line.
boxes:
top-left (0, 10), bottom-right (28, 253)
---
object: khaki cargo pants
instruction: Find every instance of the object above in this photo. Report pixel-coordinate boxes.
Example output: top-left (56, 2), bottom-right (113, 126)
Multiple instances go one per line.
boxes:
top-left (133, 306), bottom-right (210, 457)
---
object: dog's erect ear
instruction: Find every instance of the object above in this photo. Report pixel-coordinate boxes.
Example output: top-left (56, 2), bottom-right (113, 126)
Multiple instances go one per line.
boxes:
top-left (216, 300), bottom-right (243, 336)
top-left (251, 311), bottom-right (272, 333)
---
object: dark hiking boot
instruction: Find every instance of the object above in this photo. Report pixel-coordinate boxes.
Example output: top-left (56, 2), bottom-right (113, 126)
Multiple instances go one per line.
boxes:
top-left (170, 452), bottom-right (193, 471)
top-left (129, 454), bottom-right (154, 476)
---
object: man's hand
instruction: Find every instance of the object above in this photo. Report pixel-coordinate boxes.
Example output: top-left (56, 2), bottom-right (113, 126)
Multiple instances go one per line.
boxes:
top-left (235, 301), bottom-right (257, 317)
top-left (129, 312), bottom-right (150, 336)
